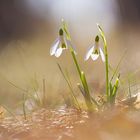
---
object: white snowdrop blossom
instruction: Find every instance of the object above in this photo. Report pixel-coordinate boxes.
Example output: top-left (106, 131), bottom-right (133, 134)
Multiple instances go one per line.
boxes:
top-left (50, 28), bottom-right (72, 57)
top-left (85, 35), bottom-right (105, 62)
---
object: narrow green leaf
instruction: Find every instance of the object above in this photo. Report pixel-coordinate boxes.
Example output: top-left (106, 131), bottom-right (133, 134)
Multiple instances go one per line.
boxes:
top-left (57, 63), bottom-right (81, 109)
top-left (77, 83), bottom-right (86, 97)
top-left (42, 78), bottom-right (46, 106)
top-left (112, 78), bottom-right (119, 96)
top-left (110, 78), bottom-right (119, 104)
top-left (110, 50), bottom-right (126, 82)
top-left (128, 79), bottom-right (132, 98)
top-left (109, 82), bottom-right (113, 96)
top-left (81, 71), bottom-right (90, 97)
top-left (22, 93), bottom-right (27, 120)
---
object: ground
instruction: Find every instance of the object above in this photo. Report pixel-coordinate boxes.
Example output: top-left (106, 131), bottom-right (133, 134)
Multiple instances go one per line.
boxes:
top-left (0, 106), bottom-right (140, 140)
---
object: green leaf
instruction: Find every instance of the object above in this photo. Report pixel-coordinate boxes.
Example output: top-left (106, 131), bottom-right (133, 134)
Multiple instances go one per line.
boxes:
top-left (81, 71), bottom-right (90, 98)
top-left (22, 93), bottom-right (27, 120)
top-left (110, 50), bottom-right (126, 82)
top-left (110, 78), bottom-right (119, 104)
top-left (77, 83), bottom-right (86, 97)
top-left (109, 82), bottom-right (113, 96)
top-left (112, 78), bottom-right (119, 96)
top-left (57, 63), bottom-right (81, 109)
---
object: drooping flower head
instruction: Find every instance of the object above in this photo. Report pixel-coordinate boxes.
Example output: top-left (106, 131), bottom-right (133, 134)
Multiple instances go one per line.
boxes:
top-left (85, 35), bottom-right (105, 62)
top-left (50, 28), bottom-right (68, 57)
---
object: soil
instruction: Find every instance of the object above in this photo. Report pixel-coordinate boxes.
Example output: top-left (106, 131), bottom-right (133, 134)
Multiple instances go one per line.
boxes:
top-left (0, 107), bottom-right (140, 140)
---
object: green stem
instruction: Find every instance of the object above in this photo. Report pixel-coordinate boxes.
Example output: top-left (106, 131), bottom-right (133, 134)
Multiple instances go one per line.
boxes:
top-left (70, 48), bottom-right (81, 77)
top-left (62, 20), bottom-right (94, 110)
top-left (104, 46), bottom-right (109, 101)
top-left (70, 49), bottom-right (93, 110)
top-left (97, 24), bottom-right (109, 101)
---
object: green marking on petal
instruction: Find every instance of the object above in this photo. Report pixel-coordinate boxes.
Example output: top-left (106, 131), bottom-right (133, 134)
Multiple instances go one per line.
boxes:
top-left (59, 28), bottom-right (64, 36)
top-left (93, 49), bottom-right (99, 54)
top-left (95, 35), bottom-right (99, 42)
top-left (61, 43), bottom-right (66, 49)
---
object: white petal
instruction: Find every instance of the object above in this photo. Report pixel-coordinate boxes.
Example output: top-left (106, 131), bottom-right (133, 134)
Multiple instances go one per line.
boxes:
top-left (91, 53), bottom-right (99, 61)
top-left (99, 48), bottom-right (105, 62)
top-left (55, 47), bottom-right (63, 57)
top-left (84, 46), bottom-right (94, 61)
top-left (50, 39), bottom-right (59, 56)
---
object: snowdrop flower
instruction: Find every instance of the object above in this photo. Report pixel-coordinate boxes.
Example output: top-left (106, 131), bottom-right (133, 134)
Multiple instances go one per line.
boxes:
top-left (50, 28), bottom-right (69, 57)
top-left (85, 35), bottom-right (105, 62)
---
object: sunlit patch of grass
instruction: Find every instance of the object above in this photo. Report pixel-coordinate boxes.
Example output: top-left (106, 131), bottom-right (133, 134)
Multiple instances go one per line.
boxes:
top-left (0, 76), bottom-right (48, 120)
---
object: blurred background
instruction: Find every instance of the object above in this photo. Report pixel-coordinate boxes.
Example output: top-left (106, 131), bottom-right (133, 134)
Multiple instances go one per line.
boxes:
top-left (0, 0), bottom-right (140, 111)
